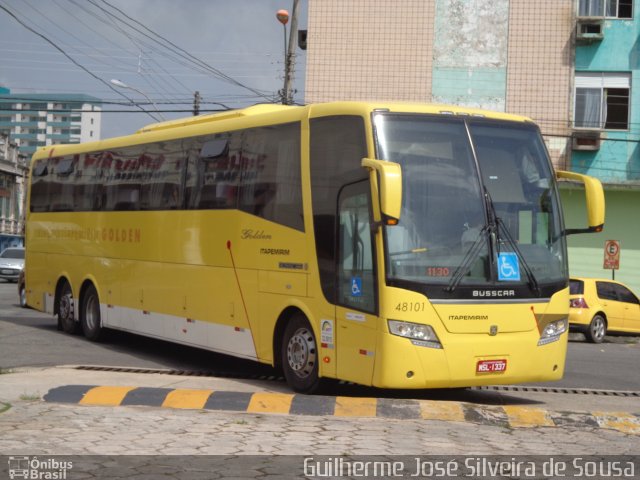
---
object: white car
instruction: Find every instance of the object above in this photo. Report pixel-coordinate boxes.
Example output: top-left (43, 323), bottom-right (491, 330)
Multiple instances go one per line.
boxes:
top-left (0, 247), bottom-right (25, 282)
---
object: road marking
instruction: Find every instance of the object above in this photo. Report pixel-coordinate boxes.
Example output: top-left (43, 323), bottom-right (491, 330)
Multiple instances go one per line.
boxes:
top-left (162, 389), bottom-right (212, 409)
top-left (246, 392), bottom-right (294, 414)
top-left (79, 386), bottom-right (136, 406)
top-left (503, 406), bottom-right (554, 428)
top-left (419, 400), bottom-right (465, 422)
top-left (593, 411), bottom-right (640, 435)
top-left (334, 396), bottom-right (377, 417)
top-left (44, 385), bottom-right (640, 435)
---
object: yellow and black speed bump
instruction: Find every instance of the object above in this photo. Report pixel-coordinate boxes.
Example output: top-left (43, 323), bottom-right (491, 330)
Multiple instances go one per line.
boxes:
top-left (43, 385), bottom-right (640, 435)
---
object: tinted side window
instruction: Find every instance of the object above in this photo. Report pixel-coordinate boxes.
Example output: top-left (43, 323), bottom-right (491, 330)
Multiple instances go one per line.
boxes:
top-left (310, 116), bottom-right (368, 303)
top-left (30, 159), bottom-right (51, 212)
top-left (50, 155), bottom-right (78, 211)
top-left (140, 144), bottom-right (185, 210)
top-left (239, 123), bottom-right (303, 231)
top-left (187, 133), bottom-right (242, 210)
top-left (75, 153), bottom-right (101, 211)
top-left (614, 285), bottom-right (639, 305)
top-left (596, 281), bottom-right (617, 301)
top-left (102, 150), bottom-right (144, 211)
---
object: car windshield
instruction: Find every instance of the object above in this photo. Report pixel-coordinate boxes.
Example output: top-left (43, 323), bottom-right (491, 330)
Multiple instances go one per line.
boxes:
top-left (1, 248), bottom-right (24, 259)
top-left (374, 113), bottom-right (567, 297)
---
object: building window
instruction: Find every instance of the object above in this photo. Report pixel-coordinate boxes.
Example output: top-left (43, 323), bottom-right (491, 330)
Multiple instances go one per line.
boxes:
top-left (578, 0), bottom-right (633, 18)
top-left (575, 73), bottom-right (630, 130)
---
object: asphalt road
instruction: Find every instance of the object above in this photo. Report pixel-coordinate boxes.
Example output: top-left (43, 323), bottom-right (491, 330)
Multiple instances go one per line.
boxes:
top-left (1, 280), bottom-right (638, 394)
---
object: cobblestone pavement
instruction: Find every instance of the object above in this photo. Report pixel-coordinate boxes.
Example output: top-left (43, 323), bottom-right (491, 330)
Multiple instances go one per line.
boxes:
top-left (1, 399), bottom-right (638, 456)
top-left (1, 369), bottom-right (639, 479)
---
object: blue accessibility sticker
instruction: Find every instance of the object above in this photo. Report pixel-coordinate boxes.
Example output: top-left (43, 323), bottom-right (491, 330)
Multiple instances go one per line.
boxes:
top-left (351, 276), bottom-right (363, 297)
top-left (498, 252), bottom-right (521, 281)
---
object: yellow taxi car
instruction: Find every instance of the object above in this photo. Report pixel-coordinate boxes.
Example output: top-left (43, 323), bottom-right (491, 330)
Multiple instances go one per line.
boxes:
top-left (569, 277), bottom-right (640, 343)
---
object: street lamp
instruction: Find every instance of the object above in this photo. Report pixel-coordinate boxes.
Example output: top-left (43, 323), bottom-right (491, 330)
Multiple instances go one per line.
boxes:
top-left (109, 79), bottom-right (166, 121)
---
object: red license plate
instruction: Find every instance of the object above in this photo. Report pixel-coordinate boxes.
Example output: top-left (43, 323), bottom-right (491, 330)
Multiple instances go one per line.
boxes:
top-left (476, 359), bottom-right (507, 373)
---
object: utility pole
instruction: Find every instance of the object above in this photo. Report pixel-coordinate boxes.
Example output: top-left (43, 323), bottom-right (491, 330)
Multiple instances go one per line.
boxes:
top-left (276, 0), bottom-right (299, 105)
top-left (193, 91), bottom-right (201, 116)
top-left (283, 0), bottom-right (299, 105)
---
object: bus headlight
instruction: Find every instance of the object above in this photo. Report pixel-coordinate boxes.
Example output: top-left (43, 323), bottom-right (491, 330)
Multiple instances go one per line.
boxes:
top-left (388, 320), bottom-right (442, 349)
top-left (538, 318), bottom-right (568, 346)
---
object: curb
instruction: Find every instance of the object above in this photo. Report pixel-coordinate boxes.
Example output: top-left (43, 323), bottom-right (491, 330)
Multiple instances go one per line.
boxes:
top-left (43, 385), bottom-right (640, 435)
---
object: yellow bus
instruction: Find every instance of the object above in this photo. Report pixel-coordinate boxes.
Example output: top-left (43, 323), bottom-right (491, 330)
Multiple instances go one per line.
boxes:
top-left (24, 102), bottom-right (605, 393)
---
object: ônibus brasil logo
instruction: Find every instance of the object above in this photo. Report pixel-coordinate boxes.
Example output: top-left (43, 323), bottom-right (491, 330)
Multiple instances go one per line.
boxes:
top-left (8, 456), bottom-right (72, 479)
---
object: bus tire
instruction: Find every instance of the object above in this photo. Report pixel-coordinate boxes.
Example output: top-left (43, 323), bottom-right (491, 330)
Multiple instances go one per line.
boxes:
top-left (57, 281), bottom-right (78, 334)
top-left (81, 285), bottom-right (103, 342)
top-left (281, 314), bottom-right (322, 394)
top-left (19, 283), bottom-right (27, 308)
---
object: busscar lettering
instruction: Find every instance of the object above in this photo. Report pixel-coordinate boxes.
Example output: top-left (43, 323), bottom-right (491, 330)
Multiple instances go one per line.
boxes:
top-left (472, 290), bottom-right (516, 297)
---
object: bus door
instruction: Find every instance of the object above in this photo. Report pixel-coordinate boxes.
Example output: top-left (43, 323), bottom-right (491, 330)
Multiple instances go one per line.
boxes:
top-left (335, 180), bottom-right (379, 385)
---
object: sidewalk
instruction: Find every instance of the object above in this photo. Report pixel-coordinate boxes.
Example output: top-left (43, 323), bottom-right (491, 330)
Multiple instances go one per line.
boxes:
top-left (1, 365), bottom-right (639, 437)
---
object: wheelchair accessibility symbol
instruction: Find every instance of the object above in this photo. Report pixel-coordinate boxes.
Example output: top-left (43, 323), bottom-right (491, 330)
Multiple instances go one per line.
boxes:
top-left (498, 252), bottom-right (520, 281)
top-left (351, 277), bottom-right (363, 297)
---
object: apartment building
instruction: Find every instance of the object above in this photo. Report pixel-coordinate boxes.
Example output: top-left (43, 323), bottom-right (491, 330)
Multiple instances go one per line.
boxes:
top-left (566, 0), bottom-right (639, 289)
top-left (0, 89), bottom-right (102, 157)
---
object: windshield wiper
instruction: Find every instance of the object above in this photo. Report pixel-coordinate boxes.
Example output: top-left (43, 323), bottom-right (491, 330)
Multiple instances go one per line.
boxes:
top-left (446, 224), bottom-right (490, 293)
top-left (495, 216), bottom-right (541, 296)
top-left (446, 188), bottom-right (541, 297)
top-left (484, 188), bottom-right (541, 297)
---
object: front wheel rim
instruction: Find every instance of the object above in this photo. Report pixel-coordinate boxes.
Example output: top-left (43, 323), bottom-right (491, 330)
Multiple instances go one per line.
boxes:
top-left (286, 327), bottom-right (317, 379)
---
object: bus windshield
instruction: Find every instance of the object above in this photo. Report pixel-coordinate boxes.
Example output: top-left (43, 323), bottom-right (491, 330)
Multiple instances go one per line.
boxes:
top-left (374, 113), bottom-right (567, 297)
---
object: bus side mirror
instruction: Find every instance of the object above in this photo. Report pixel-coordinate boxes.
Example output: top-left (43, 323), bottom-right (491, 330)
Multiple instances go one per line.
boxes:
top-left (361, 158), bottom-right (402, 225)
top-left (556, 170), bottom-right (605, 235)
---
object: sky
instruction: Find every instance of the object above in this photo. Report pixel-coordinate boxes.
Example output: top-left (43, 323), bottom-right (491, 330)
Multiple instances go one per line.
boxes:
top-left (0, 0), bottom-right (308, 138)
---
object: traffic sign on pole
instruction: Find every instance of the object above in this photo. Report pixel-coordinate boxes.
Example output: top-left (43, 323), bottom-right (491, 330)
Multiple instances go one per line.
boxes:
top-left (603, 239), bottom-right (621, 270)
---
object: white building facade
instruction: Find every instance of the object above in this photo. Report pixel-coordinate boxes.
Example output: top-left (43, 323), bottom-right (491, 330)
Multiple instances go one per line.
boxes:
top-left (0, 90), bottom-right (102, 157)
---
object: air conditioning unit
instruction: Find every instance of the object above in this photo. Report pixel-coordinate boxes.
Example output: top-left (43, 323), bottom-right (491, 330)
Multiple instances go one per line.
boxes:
top-left (572, 130), bottom-right (601, 151)
top-left (576, 18), bottom-right (604, 42)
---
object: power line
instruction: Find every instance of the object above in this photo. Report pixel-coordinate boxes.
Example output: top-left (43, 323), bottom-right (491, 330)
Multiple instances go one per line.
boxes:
top-left (0, 1), bottom-right (162, 122)
top-left (88, 0), bottom-right (274, 101)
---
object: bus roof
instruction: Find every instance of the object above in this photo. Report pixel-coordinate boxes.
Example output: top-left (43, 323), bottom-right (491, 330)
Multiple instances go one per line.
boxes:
top-left (31, 101), bottom-right (533, 160)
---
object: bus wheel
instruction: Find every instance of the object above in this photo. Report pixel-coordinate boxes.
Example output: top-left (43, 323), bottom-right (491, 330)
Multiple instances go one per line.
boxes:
top-left (281, 314), bottom-right (321, 394)
top-left (57, 282), bottom-right (78, 334)
top-left (81, 285), bottom-right (103, 342)
top-left (586, 314), bottom-right (607, 344)
top-left (19, 284), bottom-right (27, 308)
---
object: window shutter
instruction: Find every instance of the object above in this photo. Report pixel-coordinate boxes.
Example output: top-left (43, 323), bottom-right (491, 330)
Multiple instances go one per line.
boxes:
top-left (576, 73), bottom-right (631, 89)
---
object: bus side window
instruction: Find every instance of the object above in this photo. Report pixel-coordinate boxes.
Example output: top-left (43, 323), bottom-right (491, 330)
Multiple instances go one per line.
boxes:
top-left (189, 134), bottom-right (241, 210)
top-left (141, 146), bottom-right (184, 210)
top-left (30, 159), bottom-right (51, 212)
top-left (51, 156), bottom-right (77, 212)
top-left (239, 123), bottom-right (303, 231)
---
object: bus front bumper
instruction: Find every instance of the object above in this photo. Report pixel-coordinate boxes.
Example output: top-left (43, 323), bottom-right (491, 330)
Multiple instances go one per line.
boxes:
top-left (371, 329), bottom-right (568, 389)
